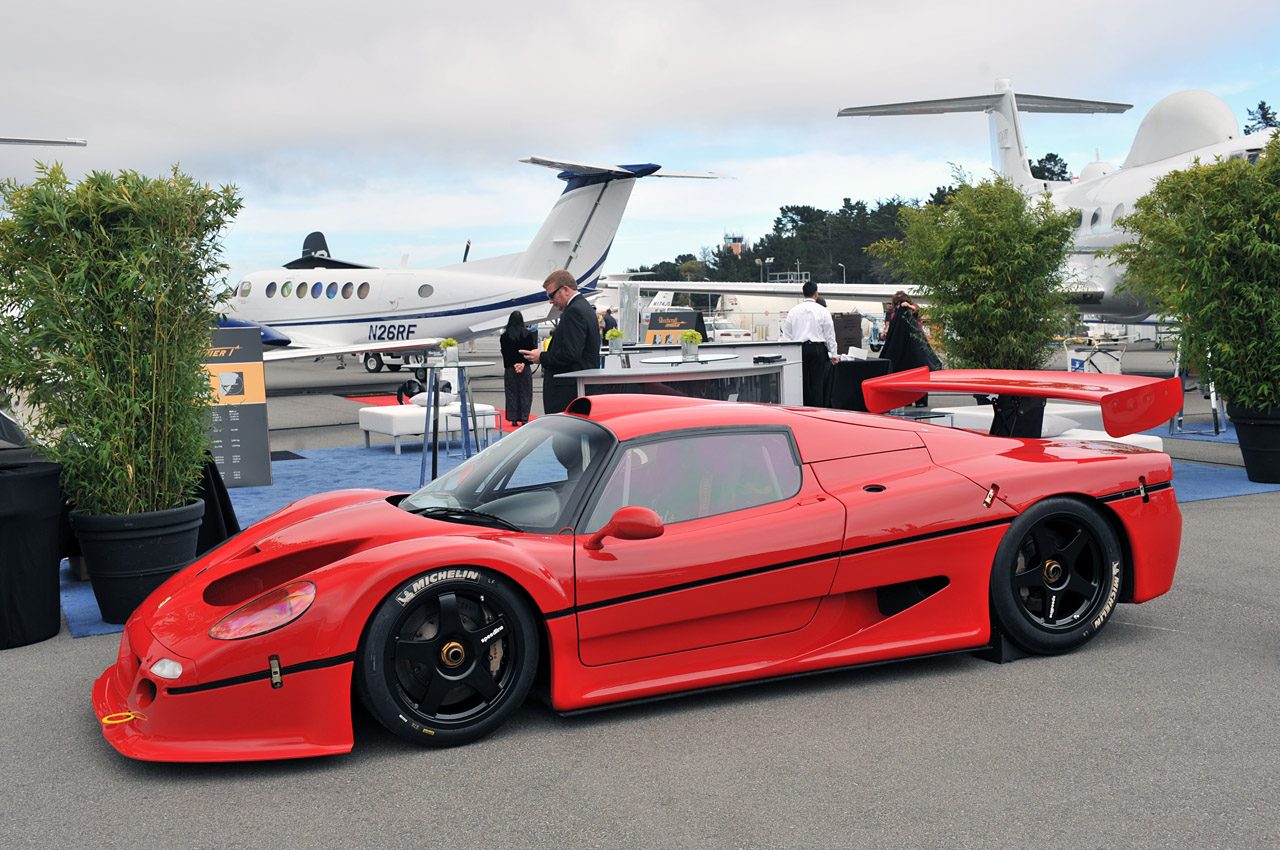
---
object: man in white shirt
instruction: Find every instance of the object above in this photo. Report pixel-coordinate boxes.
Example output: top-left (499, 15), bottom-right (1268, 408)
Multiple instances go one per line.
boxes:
top-left (781, 280), bottom-right (839, 406)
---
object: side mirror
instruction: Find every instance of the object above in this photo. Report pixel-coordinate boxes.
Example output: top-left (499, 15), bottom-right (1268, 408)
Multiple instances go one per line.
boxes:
top-left (583, 506), bottom-right (664, 551)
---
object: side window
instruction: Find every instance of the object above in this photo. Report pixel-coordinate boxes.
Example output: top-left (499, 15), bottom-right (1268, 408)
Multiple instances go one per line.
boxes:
top-left (584, 431), bottom-right (800, 531)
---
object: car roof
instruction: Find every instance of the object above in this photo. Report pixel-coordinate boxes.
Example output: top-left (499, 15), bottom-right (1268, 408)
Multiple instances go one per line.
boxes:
top-left (563, 395), bottom-right (927, 460)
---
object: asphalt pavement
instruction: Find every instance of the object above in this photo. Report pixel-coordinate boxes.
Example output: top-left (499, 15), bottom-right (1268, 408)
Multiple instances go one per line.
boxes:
top-left (1, 490), bottom-right (1276, 848)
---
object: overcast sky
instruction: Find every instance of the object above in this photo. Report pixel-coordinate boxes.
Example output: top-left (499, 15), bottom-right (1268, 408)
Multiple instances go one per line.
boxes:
top-left (4, 1), bottom-right (1279, 282)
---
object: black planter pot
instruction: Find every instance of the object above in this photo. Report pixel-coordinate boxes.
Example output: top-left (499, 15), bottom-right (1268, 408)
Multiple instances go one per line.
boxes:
top-left (0, 461), bottom-right (65, 648)
top-left (988, 395), bottom-right (1047, 438)
top-left (1227, 404), bottom-right (1280, 484)
top-left (70, 500), bottom-right (205, 624)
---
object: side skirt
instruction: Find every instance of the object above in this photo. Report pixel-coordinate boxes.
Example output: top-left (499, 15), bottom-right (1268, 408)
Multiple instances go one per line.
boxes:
top-left (555, 646), bottom-right (988, 717)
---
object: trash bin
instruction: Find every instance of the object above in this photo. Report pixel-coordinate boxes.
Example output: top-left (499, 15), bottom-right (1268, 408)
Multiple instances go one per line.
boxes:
top-left (0, 461), bottom-right (65, 648)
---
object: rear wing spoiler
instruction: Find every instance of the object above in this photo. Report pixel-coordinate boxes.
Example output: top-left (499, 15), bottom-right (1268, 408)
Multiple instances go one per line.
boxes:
top-left (861, 368), bottom-right (1184, 437)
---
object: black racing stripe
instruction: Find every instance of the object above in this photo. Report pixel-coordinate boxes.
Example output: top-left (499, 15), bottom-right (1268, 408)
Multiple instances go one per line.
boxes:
top-left (575, 549), bottom-right (844, 615)
top-left (1099, 480), bottom-right (1172, 503)
top-left (167, 653), bottom-right (355, 696)
top-left (568, 517), bottom-right (1014, 617)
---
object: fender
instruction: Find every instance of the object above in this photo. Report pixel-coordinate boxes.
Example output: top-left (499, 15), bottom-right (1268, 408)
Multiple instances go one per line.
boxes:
top-left (300, 534), bottom-right (575, 658)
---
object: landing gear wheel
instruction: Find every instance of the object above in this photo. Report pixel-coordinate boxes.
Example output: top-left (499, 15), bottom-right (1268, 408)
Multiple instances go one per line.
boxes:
top-left (990, 497), bottom-right (1122, 655)
top-left (363, 353), bottom-right (384, 373)
top-left (357, 568), bottom-right (538, 747)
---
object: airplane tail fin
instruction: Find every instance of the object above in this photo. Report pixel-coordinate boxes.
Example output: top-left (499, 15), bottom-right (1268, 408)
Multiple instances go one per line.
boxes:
top-left (838, 79), bottom-right (1131, 189)
top-left (513, 157), bottom-right (722, 288)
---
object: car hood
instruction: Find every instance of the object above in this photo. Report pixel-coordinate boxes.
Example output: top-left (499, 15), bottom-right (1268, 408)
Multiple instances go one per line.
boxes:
top-left (139, 490), bottom-right (494, 647)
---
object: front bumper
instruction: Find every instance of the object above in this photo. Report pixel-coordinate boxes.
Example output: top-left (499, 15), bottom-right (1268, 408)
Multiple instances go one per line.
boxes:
top-left (92, 617), bottom-right (356, 763)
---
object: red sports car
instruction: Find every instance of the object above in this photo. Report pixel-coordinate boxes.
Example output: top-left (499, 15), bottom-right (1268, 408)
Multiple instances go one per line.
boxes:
top-left (93, 370), bottom-right (1183, 762)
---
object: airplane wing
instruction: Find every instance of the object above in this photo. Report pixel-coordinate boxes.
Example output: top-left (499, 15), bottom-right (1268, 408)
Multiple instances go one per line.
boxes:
top-left (263, 336), bottom-right (443, 362)
top-left (597, 278), bottom-right (916, 302)
top-left (0, 137), bottom-right (87, 146)
top-left (838, 93), bottom-right (1130, 117)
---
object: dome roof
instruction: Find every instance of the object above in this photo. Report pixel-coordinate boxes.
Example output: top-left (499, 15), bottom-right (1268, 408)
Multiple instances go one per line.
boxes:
top-left (1124, 90), bottom-right (1239, 168)
top-left (1078, 160), bottom-right (1116, 182)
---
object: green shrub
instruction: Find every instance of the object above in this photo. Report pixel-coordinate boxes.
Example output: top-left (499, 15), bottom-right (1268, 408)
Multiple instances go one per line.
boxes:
top-left (870, 175), bottom-right (1076, 370)
top-left (0, 164), bottom-right (242, 515)
top-left (1110, 134), bottom-right (1280, 409)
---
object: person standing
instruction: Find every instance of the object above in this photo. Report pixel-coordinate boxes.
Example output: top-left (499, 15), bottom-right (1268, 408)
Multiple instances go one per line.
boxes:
top-left (880, 290), bottom-right (939, 373)
top-left (602, 308), bottom-right (618, 335)
top-left (520, 270), bottom-right (601, 415)
top-left (780, 280), bottom-right (839, 407)
top-left (499, 310), bottom-right (537, 427)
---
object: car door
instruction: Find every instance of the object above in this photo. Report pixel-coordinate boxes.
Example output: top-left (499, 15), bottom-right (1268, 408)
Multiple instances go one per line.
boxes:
top-left (573, 428), bottom-right (846, 666)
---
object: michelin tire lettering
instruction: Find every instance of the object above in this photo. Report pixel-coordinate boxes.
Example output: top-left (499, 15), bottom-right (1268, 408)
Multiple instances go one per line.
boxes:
top-left (396, 569), bottom-right (481, 606)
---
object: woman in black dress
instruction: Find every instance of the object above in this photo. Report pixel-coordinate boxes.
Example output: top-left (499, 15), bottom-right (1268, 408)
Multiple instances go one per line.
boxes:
top-left (499, 311), bottom-right (536, 426)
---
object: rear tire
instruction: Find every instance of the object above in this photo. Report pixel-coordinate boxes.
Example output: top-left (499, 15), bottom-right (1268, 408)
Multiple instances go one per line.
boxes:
top-left (357, 567), bottom-right (538, 747)
top-left (990, 497), bottom-right (1123, 655)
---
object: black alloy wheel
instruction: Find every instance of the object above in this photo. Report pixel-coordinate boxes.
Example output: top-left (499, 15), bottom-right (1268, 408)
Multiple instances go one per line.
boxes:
top-left (358, 568), bottom-right (538, 746)
top-left (990, 497), bottom-right (1123, 655)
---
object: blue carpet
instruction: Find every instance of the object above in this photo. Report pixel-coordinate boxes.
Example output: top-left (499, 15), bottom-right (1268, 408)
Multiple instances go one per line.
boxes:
top-left (59, 560), bottom-right (121, 638)
top-left (56, 445), bottom-right (1280, 638)
top-left (1149, 421), bottom-right (1240, 444)
top-left (1169, 460), bottom-right (1280, 502)
top-left (229, 441), bottom-right (469, 527)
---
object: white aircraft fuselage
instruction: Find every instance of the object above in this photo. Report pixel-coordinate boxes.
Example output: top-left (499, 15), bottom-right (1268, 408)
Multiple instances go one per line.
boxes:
top-left (840, 82), bottom-right (1274, 322)
top-left (225, 157), bottom-right (719, 360)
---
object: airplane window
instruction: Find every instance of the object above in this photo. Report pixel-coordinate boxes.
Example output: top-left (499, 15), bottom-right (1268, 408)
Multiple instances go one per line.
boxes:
top-left (310, 282), bottom-right (323, 298)
top-left (1113, 204), bottom-right (1126, 225)
top-left (297, 282), bottom-right (309, 299)
top-left (1247, 149), bottom-right (1261, 165)
top-left (342, 282), bottom-right (354, 299)
top-left (265, 282), bottom-right (277, 298)
top-left (281, 281), bottom-right (293, 298)
top-left (418, 284), bottom-right (433, 299)
top-left (326, 282), bottom-right (338, 299)
top-left (1089, 209), bottom-right (1103, 233)
top-left (358, 282), bottom-right (370, 299)
top-left (1072, 209), bottom-right (1083, 229)
top-left (238, 281), bottom-right (251, 298)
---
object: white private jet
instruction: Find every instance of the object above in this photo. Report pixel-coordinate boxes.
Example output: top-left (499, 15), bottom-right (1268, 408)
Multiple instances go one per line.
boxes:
top-left (838, 79), bottom-right (1275, 321)
top-left (223, 157), bottom-right (720, 365)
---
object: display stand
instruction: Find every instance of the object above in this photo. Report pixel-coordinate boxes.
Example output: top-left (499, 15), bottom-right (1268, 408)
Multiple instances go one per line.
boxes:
top-left (1169, 341), bottom-right (1224, 435)
top-left (417, 360), bottom-right (495, 486)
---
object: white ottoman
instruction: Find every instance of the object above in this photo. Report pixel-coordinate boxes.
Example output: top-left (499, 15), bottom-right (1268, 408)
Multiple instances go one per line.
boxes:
top-left (358, 405), bottom-right (428, 455)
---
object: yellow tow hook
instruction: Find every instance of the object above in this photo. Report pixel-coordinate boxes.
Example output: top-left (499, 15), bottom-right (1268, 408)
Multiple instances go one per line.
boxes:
top-left (99, 711), bottom-right (144, 726)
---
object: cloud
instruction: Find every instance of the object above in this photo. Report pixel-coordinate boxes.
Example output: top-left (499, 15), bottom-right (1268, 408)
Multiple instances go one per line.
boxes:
top-left (4, 0), bottom-right (1278, 277)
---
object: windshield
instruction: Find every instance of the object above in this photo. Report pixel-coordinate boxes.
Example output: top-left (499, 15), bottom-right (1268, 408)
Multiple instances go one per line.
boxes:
top-left (401, 416), bottom-right (616, 532)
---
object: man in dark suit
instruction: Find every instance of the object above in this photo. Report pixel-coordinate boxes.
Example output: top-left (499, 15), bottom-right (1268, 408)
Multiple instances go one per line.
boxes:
top-left (519, 270), bottom-right (601, 415)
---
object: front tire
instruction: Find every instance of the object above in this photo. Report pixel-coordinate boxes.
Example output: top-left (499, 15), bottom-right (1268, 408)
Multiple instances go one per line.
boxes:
top-left (363, 353), bottom-right (384, 373)
top-left (990, 497), bottom-right (1123, 655)
top-left (357, 567), bottom-right (538, 747)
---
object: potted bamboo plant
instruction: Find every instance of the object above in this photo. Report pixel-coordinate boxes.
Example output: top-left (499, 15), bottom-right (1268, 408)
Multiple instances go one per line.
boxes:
top-left (870, 175), bottom-right (1076, 435)
top-left (1110, 134), bottom-right (1280, 482)
top-left (0, 164), bottom-right (242, 622)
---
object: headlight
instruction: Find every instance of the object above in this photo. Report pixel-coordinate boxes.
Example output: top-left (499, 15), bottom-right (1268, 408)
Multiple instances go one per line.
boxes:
top-left (209, 581), bottom-right (316, 640)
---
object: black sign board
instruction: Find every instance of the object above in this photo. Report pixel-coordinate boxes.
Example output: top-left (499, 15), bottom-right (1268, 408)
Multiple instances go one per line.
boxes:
top-left (205, 327), bottom-right (271, 487)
